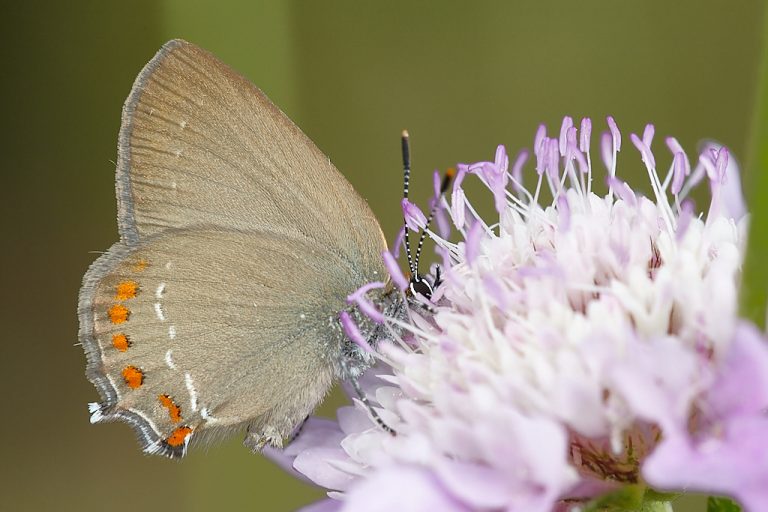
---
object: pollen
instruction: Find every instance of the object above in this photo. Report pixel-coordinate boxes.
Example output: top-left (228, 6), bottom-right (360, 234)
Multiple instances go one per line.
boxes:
top-left (122, 365), bottom-right (144, 389)
top-left (115, 280), bottom-right (139, 300)
top-left (108, 304), bottom-right (130, 324)
top-left (158, 394), bottom-right (182, 423)
top-left (133, 259), bottom-right (149, 272)
top-left (112, 333), bottom-right (130, 352)
top-left (166, 426), bottom-right (193, 447)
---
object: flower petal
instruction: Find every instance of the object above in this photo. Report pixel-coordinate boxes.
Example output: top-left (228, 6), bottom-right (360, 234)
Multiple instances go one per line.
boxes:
top-left (340, 465), bottom-right (471, 512)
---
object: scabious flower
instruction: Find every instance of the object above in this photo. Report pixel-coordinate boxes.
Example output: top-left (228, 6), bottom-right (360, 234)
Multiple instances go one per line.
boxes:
top-left (267, 117), bottom-right (768, 512)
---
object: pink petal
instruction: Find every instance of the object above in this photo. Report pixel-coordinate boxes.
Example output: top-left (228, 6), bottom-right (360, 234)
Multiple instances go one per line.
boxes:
top-left (700, 141), bottom-right (745, 220)
top-left (671, 152), bottom-right (687, 195)
top-left (708, 322), bottom-right (768, 421)
top-left (434, 460), bottom-right (515, 509)
top-left (600, 131), bottom-right (613, 171)
top-left (340, 465), bottom-right (470, 512)
top-left (402, 198), bottom-right (428, 231)
top-left (559, 116), bottom-right (574, 156)
top-left (534, 123), bottom-right (547, 154)
top-left (643, 323), bottom-right (768, 511)
top-left (579, 117), bottom-right (592, 153)
top-left (630, 132), bottom-right (656, 170)
top-left (294, 447), bottom-right (356, 490)
top-left (643, 417), bottom-right (768, 512)
top-left (464, 222), bottom-right (483, 265)
top-left (450, 188), bottom-right (467, 228)
top-left (339, 311), bottom-right (372, 353)
top-left (606, 115), bottom-right (622, 152)
top-left (642, 123), bottom-right (655, 147)
top-left (381, 250), bottom-right (408, 291)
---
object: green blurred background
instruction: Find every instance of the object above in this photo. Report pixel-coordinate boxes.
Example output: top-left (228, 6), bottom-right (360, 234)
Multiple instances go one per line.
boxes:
top-left (2, 1), bottom-right (764, 510)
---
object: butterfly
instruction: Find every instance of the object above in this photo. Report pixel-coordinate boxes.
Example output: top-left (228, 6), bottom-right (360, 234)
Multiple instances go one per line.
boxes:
top-left (78, 39), bottom-right (428, 458)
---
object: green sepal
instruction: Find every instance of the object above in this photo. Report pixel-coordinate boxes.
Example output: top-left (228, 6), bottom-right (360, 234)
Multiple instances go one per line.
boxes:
top-left (707, 496), bottom-right (742, 512)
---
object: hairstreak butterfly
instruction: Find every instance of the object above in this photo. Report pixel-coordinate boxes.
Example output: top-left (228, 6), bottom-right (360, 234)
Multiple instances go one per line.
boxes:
top-left (78, 39), bottom-right (440, 458)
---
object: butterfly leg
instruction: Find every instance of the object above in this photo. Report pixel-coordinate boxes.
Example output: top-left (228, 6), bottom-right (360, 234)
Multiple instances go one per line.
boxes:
top-left (349, 377), bottom-right (396, 436)
top-left (244, 424), bottom-right (283, 452)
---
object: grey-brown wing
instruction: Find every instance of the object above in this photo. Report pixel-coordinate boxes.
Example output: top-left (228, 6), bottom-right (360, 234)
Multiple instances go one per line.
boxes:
top-left (116, 39), bottom-right (386, 278)
top-left (81, 228), bottom-right (358, 457)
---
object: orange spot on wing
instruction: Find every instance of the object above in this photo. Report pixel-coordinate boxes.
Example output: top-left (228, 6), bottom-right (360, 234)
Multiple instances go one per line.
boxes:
top-left (115, 280), bottom-right (139, 300)
top-left (158, 394), bottom-right (182, 423)
top-left (133, 259), bottom-right (149, 272)
top-left (122, 365), bottom-right (144, 389)
top-left (166, 426), bottom-right (192, 447)
top-left (108, 304), bottom-right (130, 324)
top-left (112, 333), bottom-right (130, 352)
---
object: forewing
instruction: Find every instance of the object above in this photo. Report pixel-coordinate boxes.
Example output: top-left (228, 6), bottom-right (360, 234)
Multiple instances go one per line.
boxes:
top-left (117, 39), bottom-right (385, 278)
top-left (80, 228), bottom-right (353, 457)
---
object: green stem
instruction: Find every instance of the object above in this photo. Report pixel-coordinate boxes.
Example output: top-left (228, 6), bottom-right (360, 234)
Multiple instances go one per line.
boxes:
top-left (740, 4), bottom-right (768, 328)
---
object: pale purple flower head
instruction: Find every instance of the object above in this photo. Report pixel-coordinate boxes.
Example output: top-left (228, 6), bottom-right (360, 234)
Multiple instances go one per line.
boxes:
top-left (267, 117), bottom-right (767, 511)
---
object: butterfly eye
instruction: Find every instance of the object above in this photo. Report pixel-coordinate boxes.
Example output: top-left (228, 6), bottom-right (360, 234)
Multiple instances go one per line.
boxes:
top-left (409, 275), bottom-right (433, 299)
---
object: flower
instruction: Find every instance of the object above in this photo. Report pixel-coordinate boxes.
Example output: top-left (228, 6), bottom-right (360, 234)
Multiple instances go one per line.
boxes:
top-left (267, 117), bottom-right (768, 511)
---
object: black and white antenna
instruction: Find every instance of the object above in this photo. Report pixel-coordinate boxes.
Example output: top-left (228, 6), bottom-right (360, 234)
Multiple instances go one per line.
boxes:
top-left (414, 168), bottom-right (454, 270)
top-left (400, 131), bottom-right (454, 299)
top-left (401, 130), bottom-right (417, 276)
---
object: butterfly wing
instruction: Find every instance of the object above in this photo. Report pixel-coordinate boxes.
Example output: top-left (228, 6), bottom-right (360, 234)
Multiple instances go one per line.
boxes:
top-left (80, 40), bottom-right (388, 457)
top-left (117, 39), bottom-right (385, 268)
top-left (82, 228), bottom-right (360, 457)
